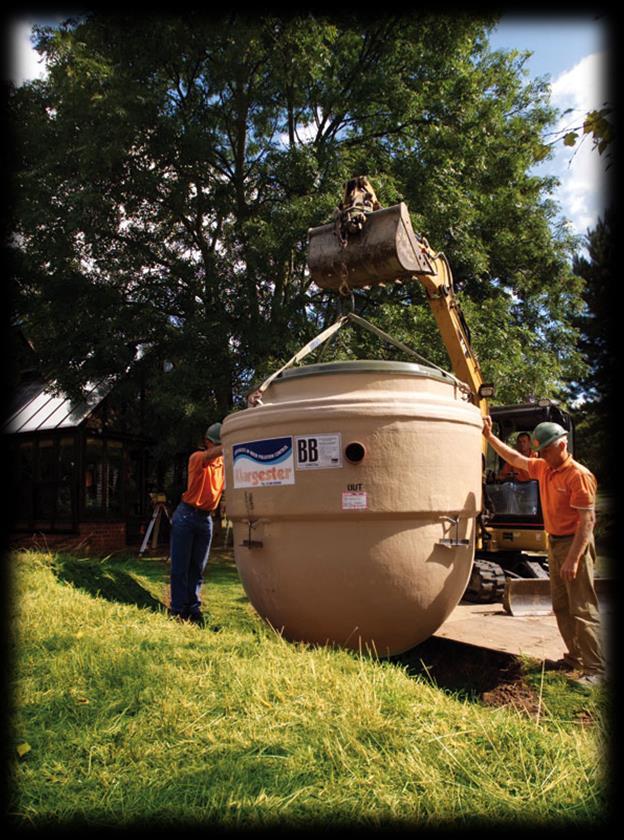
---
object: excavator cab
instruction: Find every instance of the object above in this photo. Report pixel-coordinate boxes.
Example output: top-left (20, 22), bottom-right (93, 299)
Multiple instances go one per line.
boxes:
top-left (484, 401), bottom-right (573, 544)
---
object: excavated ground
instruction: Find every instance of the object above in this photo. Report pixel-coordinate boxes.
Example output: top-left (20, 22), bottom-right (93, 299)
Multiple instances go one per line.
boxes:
top-left (395, 636), bottom-right (549, 717)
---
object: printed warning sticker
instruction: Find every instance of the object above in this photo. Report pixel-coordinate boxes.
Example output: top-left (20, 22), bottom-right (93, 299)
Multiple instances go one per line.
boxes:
top-left (341, 491), bottom-right (368, 510)
top-left (295, 434), bottom-right (343, 470)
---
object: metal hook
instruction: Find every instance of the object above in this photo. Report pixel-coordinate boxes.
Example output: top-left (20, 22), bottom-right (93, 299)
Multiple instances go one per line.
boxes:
top-left (437, 515), bottom-right (470, 548)
top-left (338, 289), bottom-right (356, 314)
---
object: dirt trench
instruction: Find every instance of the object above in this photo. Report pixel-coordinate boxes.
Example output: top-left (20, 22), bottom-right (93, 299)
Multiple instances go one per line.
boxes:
top-left (394, 636), bottom-right (544, 716)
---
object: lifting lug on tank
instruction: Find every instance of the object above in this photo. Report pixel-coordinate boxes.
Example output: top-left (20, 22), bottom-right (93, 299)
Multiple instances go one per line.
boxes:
top-left (241, 519), bottom-right (264, 549)
top-left (437, 516), bottom-right (471, 548)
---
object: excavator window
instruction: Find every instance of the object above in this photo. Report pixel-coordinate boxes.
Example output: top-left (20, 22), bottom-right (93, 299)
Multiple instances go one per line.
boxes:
top-left (485, 480), bottom-right (540, 518)
top-left (483, 424), bottom-right (543, 522)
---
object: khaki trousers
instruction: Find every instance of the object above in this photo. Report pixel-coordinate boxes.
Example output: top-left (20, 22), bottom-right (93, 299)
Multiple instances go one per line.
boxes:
top-left (548, 535), bottom-right (604, 674)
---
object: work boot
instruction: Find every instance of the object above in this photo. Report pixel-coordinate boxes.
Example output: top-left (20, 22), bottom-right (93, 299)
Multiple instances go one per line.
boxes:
top-left (544, 655), bottom-right (581, 672)
top-left (187, 612), bottom-right (207, 628)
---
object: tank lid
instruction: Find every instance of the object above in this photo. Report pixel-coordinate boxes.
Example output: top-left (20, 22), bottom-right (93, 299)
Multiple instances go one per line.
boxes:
top-left (277, 359), bottom-right (452, 384)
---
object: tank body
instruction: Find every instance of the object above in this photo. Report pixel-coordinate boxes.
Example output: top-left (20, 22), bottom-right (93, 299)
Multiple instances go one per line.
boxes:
top-left (221, 361), bottom-right (482, 656)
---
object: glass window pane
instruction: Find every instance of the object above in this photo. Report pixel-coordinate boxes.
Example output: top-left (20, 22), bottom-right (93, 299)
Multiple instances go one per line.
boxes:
top-left (34, 484), bottom-right (55, 521)
top-left (85, 438), bottom-right (105, 510)
top-left (59, 437), bottom-right (76, 481)
top-left (38, 439), bottom-right (57, 481)
top-left (18, 441), bottom-right (34, 480)
top-left (107, 442), bottom-right (123, 513)
top-left (485, 480), bottom-right (540, 517)
top-left (56, 483), bottom-right (73, 519)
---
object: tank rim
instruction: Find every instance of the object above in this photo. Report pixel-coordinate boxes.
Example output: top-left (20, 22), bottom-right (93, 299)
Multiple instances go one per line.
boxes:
top-left (276, 359), bottom-right (452, 384)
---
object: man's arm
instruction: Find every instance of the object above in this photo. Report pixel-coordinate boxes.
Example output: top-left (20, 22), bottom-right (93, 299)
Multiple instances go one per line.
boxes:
top-left (560, 508), bottom-right (595, 581)
top-left (482, 416), bottom-right (532, 473)
top-left (200, 444), bottom-right (224, 466)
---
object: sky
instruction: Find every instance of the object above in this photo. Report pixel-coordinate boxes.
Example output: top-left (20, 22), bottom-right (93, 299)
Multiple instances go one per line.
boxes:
top-left (7, 14), bottom-right (611, 240)
top-left (487, 14), bottom-right (610, 239)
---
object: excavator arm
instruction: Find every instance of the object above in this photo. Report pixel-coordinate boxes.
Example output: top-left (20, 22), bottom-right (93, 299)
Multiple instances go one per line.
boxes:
top-left (410, 246), bottom-right (491, 416)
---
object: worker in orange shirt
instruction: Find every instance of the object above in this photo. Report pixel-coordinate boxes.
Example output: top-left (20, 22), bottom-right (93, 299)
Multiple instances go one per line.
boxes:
top-left (169, 422), bottom-right (225, 625)
top-left (497, 432), bottom-right (537, 481)
top-left (483, 416), bottom-right (605, 686)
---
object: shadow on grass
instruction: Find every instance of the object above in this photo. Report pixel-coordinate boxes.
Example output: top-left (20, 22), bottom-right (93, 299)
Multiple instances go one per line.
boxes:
top-left (52, 556), bottom-right (164, 613)
top-left (392, 636), bottom-right (524, 699)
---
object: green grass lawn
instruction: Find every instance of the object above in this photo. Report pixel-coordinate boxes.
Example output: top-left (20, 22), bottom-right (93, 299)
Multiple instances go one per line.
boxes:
top-left (8, 548), bottom-right (611, 828)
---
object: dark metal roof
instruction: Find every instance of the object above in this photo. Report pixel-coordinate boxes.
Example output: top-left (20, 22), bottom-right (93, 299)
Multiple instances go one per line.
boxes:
top-left (2, 378), bottom-right (115, 434)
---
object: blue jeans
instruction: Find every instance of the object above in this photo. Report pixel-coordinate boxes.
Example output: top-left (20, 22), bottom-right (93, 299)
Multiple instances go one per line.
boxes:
top-left (169, 501), bottom-right (214, 616)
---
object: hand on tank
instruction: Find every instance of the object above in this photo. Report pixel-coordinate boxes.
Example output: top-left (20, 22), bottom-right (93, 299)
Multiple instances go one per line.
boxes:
top-left (247, 389), bottom-right (263, 407)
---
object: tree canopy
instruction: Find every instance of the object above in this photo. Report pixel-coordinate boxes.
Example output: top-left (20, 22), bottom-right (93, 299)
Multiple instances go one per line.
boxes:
top-left (9, 13), bottom-right (587, 456)
top-left (567, 210), bottom-right (614, 488)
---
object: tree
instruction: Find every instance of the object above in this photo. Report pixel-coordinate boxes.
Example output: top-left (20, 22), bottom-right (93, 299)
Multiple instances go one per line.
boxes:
top-left (543, 103), bottom-right (615, 169)
top-left (9, 13), bottom-right (586, 457)
top-left (567, 210), bottom-right (614, 488)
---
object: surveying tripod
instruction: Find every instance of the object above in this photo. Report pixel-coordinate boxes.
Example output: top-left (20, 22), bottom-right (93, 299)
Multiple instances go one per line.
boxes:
top-left (138, 493), bottom-right (171, 556)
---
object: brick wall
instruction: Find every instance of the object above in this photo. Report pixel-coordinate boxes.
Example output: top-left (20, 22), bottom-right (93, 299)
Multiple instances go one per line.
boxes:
top-left (9, 521), bottom-right (127, 555)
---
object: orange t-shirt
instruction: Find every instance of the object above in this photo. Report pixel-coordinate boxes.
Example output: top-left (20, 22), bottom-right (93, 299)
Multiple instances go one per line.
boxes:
top-left (182, 451), bottom-right (225, 512)
top-left (499, 450), bottom-right (538, 482)
top-left (526, 455), bottom-right (597, 536)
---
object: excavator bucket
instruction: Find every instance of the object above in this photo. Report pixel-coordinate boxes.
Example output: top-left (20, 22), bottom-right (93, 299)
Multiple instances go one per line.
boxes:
top-left (503, 578), bottom-right (553, 616)
top-left (503, 576), bottom-right (613, 617)
top-left (308, 203), bottom-right (435, 291)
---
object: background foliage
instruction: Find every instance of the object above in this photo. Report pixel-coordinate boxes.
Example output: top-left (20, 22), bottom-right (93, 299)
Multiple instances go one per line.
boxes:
top-left (9, 13), bottom-right (596, 461)
top-left (566, 211), bottom-right (614, 489)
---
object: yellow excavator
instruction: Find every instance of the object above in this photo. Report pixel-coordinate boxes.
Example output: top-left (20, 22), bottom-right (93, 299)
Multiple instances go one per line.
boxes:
top-left (307, 178), bottom-right (564, 613)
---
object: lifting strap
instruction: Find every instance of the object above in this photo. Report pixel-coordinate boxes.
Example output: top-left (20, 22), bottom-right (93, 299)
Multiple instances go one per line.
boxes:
top-left (253, 312), bottom-right (473, 403)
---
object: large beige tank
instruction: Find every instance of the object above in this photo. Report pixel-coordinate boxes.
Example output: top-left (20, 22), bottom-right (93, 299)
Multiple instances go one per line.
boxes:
top-left (221, 361), bottom-right (482, 656)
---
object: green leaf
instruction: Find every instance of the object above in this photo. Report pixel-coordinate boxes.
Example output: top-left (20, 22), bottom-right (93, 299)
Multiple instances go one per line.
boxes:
top-left (16, 742), bottom-right (32, 759)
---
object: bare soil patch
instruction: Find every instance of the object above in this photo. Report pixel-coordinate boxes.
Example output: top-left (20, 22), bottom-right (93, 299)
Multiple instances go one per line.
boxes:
top-left (394, 636), bottom-right (543, 715)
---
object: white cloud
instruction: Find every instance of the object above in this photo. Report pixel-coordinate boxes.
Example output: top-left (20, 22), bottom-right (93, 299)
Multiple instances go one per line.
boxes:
top-left (550, 52), bottom-right (606, 110)
top-left (546, 52), bottom-right (608, 236)
top-left (8, 19), bottom-right (49, 85)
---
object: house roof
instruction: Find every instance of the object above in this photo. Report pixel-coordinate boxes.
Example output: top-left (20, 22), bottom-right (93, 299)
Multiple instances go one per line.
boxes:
top-left (2, 378), bottom-right (115, 434)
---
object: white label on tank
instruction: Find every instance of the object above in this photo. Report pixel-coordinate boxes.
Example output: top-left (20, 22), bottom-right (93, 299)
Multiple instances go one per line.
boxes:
top-left (232, 437), bottom-right (295, 488)
top-left (342, 491), bottom-right (368, 510)
top-left (295, 434), bottom-right (343, 470)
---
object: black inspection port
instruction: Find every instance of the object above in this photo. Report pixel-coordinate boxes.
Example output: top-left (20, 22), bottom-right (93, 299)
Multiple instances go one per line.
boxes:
top-left (344, 441), bottom-right (366, 463)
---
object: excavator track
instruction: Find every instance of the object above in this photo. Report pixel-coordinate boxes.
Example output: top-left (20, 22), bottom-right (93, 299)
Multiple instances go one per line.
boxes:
top-left (463, 559), bottom-right (507, 603)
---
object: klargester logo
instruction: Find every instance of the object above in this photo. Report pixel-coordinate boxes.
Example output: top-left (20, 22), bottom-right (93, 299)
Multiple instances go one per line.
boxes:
top-left (232, 437), bottom-right (295, 488)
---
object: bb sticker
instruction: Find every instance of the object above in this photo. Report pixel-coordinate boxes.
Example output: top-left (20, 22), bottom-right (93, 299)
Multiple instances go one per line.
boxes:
top-left (295, 434), bottom-right (343, 470)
